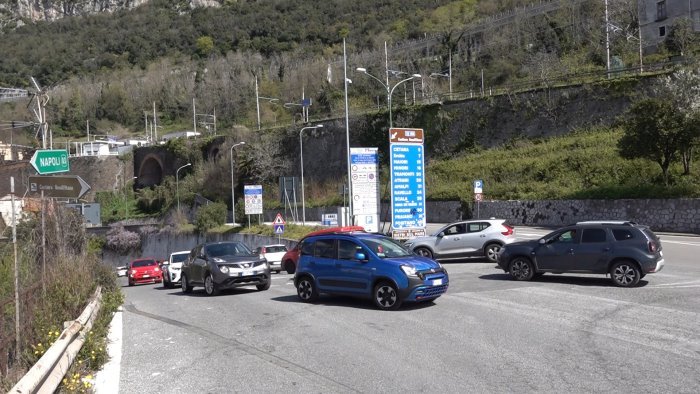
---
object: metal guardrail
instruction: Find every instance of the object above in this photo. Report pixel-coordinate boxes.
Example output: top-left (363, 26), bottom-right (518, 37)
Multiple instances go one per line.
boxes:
top-left (9, 287), bottom-right (103, 394)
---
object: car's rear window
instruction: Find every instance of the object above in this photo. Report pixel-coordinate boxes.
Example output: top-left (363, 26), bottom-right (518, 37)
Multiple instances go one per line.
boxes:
top-left (131, 260), bottom-right (157, 267)
top-left (612, 229), bottom-right (635, 241)
top-left (266, 246), bottom-right (288, 253)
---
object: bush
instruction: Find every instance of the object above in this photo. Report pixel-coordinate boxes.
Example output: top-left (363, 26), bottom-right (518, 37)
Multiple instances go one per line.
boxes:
top-left (105, 225), bottom-right (141, 254)
top-left (195, 202), bottom-right (227, 233)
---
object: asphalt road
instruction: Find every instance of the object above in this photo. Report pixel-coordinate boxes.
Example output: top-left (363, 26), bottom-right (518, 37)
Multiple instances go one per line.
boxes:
top-left (111, 228), bottom-right (700, 393)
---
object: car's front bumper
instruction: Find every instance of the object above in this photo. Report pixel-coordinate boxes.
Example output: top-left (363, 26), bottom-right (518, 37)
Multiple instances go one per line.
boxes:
top-left (400, 272), bottom-right (449, 302)
top-left (213, 269), bottom-right (271, 289)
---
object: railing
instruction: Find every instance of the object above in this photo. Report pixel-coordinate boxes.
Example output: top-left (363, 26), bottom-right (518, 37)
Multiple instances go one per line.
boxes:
top-left (9, 287), bottom-right (102, 394)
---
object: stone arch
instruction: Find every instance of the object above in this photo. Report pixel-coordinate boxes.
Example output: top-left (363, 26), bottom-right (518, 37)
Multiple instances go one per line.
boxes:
top-left (138, 154), bottom-right (164, 187)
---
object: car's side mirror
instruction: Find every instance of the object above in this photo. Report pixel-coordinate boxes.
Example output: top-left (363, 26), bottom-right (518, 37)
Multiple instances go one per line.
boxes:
top-left (354, 252), bottom-right (368, 261)
top-left (437, 232), bottom-right (444, 238)
top-left (538, 238), bottom-right (546, 245)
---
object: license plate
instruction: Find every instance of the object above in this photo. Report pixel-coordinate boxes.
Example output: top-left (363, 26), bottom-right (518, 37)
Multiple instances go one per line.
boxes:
top-left (143, 274), bottom-right (150, 278)
top-left (432, 279), bottom-right (442, 285)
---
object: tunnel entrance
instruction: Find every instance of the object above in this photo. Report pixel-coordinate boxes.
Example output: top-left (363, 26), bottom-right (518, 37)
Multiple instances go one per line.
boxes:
top-left (138, 156), bottom-right (164, 187)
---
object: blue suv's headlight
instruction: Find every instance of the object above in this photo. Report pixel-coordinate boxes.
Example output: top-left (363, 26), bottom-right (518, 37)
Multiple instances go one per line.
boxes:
top-left (401, 265), bottom-right (418, 277)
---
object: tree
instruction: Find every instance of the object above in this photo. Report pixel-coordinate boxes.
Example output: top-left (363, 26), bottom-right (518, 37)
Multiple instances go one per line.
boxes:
top-left (666, 17), bottom-right (698, 58)
top-left (195, 202), bottom-right (227, 233)
top-left (618, 99), bottom-right (685, 185)
top-left (655, 68), bottom-right (700, 174)
top-left (196, 35), bottom-right (215, 57)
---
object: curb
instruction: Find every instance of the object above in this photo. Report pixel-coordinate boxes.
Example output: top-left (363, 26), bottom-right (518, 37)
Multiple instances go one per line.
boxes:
top-left (94, 306), bottom-right (123, 394)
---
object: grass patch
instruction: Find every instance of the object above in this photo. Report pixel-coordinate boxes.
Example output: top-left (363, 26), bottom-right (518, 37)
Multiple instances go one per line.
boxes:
top-left (426, 127), bottom-right (700, 201)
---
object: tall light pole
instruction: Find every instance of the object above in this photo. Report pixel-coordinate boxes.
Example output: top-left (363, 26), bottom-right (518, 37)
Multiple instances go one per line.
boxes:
top-left (430, 52), bottom-right (452, 98)
top-left (356, 67), bottom-right (421, 128)
top-left (299, 124), bottom-right (324, 225)
top-left (230, 141), bottom-right (246, 226)
top-left (176, 163), bottom-right (192, 213)
top-left (343, 38), bottom-right (353, 226)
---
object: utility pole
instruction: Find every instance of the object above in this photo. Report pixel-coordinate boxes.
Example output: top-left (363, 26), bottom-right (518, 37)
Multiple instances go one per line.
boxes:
top-left (605, 0), bottom-right (611, 78)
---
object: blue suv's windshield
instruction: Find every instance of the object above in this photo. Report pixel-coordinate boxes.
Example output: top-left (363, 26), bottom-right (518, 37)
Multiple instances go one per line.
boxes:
top-left (360, 236), bottom-right (413, 259)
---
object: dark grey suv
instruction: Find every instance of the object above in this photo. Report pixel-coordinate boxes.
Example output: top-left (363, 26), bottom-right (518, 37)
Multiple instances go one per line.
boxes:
top-left (181, 241), bottom-right (271, 296)
top-left (497, 221), bottom-right (665, 287)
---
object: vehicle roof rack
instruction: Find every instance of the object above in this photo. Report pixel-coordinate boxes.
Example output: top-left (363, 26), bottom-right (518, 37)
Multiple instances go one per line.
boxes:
top-left (575, 221), bottom-right (636, 226)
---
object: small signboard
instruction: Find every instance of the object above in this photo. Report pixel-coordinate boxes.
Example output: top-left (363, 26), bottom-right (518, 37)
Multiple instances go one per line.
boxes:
top-left (244, 185), bottom-right (263, 215)
top-left (475, 193), bottom-right (483, 202)
top-left (322, 213), bottom-right (338, 226)
top-left (474, 180), bottom-right (483, 194)
top-left (273, 213), bottom-right (285, 234)
top-left (274, 224), bottom-right (285, 234)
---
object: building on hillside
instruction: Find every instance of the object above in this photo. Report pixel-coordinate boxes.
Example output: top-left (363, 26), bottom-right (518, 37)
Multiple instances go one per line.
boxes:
top-left (0, 141), bottom-right (32, 162)
top-left (639, 0), bottom-right (700, 53)
top-left (161, 131), bottom-right (201, 143)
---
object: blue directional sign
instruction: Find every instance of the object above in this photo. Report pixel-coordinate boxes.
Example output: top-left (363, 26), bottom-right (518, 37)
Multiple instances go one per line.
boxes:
top-left (390, 128), bottom-right (426, 239)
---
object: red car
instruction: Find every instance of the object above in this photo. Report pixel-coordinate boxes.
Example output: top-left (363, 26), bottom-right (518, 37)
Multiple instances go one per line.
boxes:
top-left (281, 226), bottom-right (366, 274)
top-left (127, 258), bottom-right (163, 286)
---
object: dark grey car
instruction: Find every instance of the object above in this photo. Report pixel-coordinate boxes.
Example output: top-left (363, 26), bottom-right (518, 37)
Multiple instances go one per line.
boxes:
top-left (181, 241), bottom-right (271, 296)
top-left (497, 221), bottom-right (665, 287)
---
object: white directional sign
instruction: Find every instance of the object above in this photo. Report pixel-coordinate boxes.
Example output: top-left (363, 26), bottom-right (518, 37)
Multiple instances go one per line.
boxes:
top-left (350, 147), bottom-right (380, 232)
top-left (244, 185), bottom-right (263, 215)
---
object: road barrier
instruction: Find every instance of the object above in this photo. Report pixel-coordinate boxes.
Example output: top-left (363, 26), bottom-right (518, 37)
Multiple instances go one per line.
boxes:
top-left (10, 287), bottom-right (103, 394)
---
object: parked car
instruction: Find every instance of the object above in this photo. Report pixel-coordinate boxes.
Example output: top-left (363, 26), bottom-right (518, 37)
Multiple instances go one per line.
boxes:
top-left (403, 219), bottom-right (515, 262)
top-left (127, 258), bottom-right (162, 286)
top-left (497, 221), bottom-right (665, 287)
top-left (294, 232), bottom-right (448, 310)
top-left (162, 250), bottom-right (190, 288)
top-left (281, 226), bottom-right (366, 274)
top-left (254, 244), bottom-right (288, 273)
top-left (116, 266), bottom-right (128, 277)
top-left (180, 241), bottom-right (271, 296)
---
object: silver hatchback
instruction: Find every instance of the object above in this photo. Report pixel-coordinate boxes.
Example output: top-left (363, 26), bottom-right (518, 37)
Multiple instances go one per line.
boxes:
top-left (404, 219), bottom-right (515, 262)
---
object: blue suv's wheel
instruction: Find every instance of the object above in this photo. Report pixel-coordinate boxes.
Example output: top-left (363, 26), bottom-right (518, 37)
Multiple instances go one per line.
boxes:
top-left (296, 276), bottom-right (319, 302)
top-left (373, 281), bottom-right (402, 310)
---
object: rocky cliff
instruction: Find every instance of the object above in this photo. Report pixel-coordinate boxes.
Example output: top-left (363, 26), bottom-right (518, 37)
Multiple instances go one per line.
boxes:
top-left (0, 0), bottom-right (220, 29)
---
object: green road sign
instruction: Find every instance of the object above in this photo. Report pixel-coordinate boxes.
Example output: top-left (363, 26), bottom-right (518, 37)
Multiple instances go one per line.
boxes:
top-left (30, 149), bottom-right (70, 174)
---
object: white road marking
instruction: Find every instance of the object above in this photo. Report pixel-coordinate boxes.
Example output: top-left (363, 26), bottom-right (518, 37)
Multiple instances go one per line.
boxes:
top-left (659, 240), bottom-right (700, 246)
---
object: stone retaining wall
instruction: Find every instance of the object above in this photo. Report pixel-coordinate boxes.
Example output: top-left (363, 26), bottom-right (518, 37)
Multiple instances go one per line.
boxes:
top-left (477, 199), bottom-right (700, 233)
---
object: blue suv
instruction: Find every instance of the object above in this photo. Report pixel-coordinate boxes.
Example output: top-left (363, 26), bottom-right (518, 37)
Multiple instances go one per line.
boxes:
top-left (294, 232), bottom-right (449, 310)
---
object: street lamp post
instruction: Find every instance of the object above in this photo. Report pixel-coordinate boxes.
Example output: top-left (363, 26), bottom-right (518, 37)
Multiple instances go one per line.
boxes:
top-left (230, 141), bottom-right (246, 226)
top-left (356, 67), bottom-right (421, 128)
top-left (176, 163), bottom-right (192, 213)
top-left (299, 124), bottom-right (324, 225)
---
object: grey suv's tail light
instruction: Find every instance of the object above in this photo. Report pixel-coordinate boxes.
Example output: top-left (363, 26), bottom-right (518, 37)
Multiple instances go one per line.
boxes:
top-left (648, 241), bottom-right (658, 253)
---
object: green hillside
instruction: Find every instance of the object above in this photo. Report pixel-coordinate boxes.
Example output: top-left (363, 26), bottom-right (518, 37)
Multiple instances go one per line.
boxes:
top-left (426, 128), bottom-right (700, 202)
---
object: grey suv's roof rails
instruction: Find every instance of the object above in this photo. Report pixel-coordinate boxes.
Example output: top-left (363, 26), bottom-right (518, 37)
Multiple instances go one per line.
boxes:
top-left (576, 221), bottom-right (637, 226)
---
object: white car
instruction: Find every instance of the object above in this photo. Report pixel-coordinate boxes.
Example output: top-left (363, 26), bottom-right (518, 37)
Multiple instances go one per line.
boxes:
top-left (116, 266), bottom-right (128, 277)
top-left (162, 250), bottom-right (190, 288)
top-left (254, 244), bottom-right (288, 273)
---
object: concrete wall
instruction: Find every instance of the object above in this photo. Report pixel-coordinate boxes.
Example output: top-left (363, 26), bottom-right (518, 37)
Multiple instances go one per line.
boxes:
top-left (478, 199), bottom-right (700, 233)
top-left (102, 230), bottom-right (298, 268)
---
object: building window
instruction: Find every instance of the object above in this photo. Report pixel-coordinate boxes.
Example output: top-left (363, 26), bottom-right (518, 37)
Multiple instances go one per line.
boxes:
top-left (659, 25), bottom-right (666, 37)
top-left (657, 1), bottom-right (667, 21)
